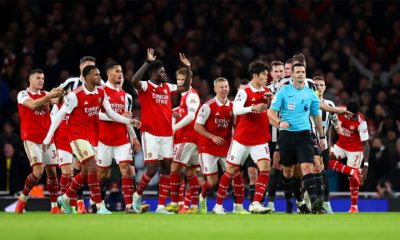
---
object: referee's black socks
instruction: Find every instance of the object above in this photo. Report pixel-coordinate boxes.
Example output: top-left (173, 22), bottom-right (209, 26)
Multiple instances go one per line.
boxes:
top-left (302, 174), bottom-right (317, 204)
top-left (267, 168), bottom-right (281, 202)
top-left (281, 175), bottom-right (293, 200)
top-left (314, 173), bottom-right (324, 201)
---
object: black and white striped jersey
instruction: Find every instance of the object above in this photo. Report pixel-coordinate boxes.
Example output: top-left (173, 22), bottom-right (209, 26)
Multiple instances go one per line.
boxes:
top-left (126, 93), bottom-right (133, 112)
top-left (277, 77), bottom-right (317, 92)
top-left (267, 81), bottom-right (280, 95)
top-left (310, 98), bottom-right (338, 144)
top-left (59, 76), bottom-right (105, 93)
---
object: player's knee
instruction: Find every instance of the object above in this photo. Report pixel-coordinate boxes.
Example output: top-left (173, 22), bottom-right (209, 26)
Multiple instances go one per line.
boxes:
top-left (171, 162), bottom-right (181, 172)
top-left (119, 163), bottom-right (131, 177)
top-left (226, 164), bottom-right (239, 174)
top-left (208, 176), bottom-right (218, 187)
top-left (282, 167), bottom-right (294, 178)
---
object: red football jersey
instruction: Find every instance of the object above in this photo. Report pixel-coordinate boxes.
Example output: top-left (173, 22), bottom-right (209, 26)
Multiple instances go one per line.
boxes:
top-left (52, 103), bottom-right (71, 152)
top-left (233, 84), bottom-right (271, 145)
top-left (99, 82), bottom-right (129, 146)
top-left (336, 112), bottom-right (369, 152)
top-left (17, 89), bottom-right (52, 144)
top-left (196, 98), bottom-right (233, 156)
top-left (137, 81), bottom-right (177, 137)
top-left (64, 85), bottom-right (105, 146)
top-left (174, 88), bottom-right (200, 144)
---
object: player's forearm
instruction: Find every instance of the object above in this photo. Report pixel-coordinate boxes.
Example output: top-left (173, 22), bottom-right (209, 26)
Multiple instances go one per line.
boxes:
top-left (320, 102), bottom-right (343, 114)
top-left (312, 114), bottom-right (325, 137)
top-left (27, 95), bottom-right (52, 110)
top-left (173, 112), bottom-right (195, 131)
top-left (132, 62), bottom-right (149, 89)
top-left (105, 108), bottom-right (131, 125)
top-left (99, 112), bottom-right (112, 122)
top-left (194, 123), bottom-right (215, 140)
top-left (126, 124), bottom-right (137, 138)
top-left (43, 110), bottom-right (65, 144)
top-left (267, 109), bottom-right (281, 128)
top-left (362, 141), bottom-right (370, 163)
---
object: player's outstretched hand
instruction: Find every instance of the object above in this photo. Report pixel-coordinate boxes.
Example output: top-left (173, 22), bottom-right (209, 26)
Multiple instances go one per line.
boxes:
top-left (340, 109), bottom-right (354, 118)
top-left (131, 119), bottom-right (141, 128)
top-left (279, 121), bottom-right (290, 129)
top-left (123, 111), bottom-right (133, 119)
top-left (361, 166), bottom-right (368, 186)
top-left (211, 135), bottom-right (225, 146)
top-left (319, 138), bottom-right (328, 151)
top-left (179, 53), bottom-right (190, 67)
top-left (251, 103), bottom-right (268, 113)
top-left (42, 142), bottom-right (51, 152)
top-left (147, 48), bottom-right (156, 62)
top-left (49, 88), bottom-right (63, 98)
top-left (131, 137), bottom-right (141, 152)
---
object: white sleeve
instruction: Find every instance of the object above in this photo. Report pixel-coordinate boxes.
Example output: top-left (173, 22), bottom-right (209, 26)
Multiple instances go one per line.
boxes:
top-left (63, 92), bottom-right (78, 114)
top-left (99, 112), bottom-right (112, 122)
top-left (126, 124), bottom-right (137, 138)
top-left (167, 83), bottom-right (178, 93)
top-left (135, 81), bottom-right (148, 93)
top-left (196, 104), bottom-right (211, 125)
top-left (173, 93), bottom-right (200, 131)
top-left (233, 89), bottom-right (252, 115)
top-left (358, 120), bottom-right (369, 141)
top-left (17, 91), bottom-right (30, 105)
top-left (43, 108), bottom-right (67, 144)
top-left (102, 94), bottom-right (131, 124)
top-left (50, 104), bottom-right (60, 122)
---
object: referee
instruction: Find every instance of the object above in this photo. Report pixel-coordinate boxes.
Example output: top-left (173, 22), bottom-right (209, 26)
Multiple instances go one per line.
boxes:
top-left (268, 63), bottom-right (327, 214)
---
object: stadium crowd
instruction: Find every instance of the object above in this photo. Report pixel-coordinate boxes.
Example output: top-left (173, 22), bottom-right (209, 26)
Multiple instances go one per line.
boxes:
top-left (0, 0), bottom-right (399, 198)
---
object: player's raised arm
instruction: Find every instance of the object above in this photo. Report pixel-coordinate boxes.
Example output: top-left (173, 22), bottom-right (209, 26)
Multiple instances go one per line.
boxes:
top-left (176, 53), bottom-right (191, 93)
top-left (132, 48), bottom-right (156, 91)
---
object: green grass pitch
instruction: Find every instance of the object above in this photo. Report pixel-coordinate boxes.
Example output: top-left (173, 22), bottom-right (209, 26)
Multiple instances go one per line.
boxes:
top-left (0, 212), bottom-right (399, 240)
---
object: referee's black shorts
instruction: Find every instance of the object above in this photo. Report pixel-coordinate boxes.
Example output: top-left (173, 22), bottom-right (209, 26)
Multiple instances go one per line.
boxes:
top-left (278, 130), bottom-right (314, 167)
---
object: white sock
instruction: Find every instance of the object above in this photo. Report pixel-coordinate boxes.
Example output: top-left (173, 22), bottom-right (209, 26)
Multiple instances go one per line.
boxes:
top-left (51, 202), bottom-right (58, 208)
top-left (157, 205), bottom-right (165, 210)
top-left (191, 205), bottom-right (198, 209)
top-left (170, 202), bottom-right (178, 206)
top-left (63, 194), bottom-right (70, 204)
top-left (234, 203), bottom-right (243, 208)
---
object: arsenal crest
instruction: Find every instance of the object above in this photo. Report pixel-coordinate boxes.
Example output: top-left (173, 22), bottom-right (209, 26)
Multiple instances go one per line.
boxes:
top-left (164, 89), bottom-right (168, 94)
top-left (350, 125), bottom-right (355, 130)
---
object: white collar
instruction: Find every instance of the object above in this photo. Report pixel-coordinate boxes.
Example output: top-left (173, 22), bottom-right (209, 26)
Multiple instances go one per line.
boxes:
top-left (105, 81), bottom-right (120, 91)
top-left (82, 84), bottom-right (98, 95)
top-left (215, 97), bottom-right (230, 106)
top-left (27, 88), bottom-right (41, 95)
top-left (148, 80), bottom-right (163, 88)
top-left (249, 82), bottom-right (263, 92)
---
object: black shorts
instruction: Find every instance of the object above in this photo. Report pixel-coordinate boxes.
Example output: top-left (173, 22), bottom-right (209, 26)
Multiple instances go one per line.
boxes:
top-left (311, 133), bottom-right (321, 156)
top-left (278, 130), bottom-right (315, 167)
top-left (321, 149), bottom-right (330, 170)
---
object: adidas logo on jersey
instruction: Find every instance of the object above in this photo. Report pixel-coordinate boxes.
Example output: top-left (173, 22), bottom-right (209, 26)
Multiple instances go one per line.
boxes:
top-left (84, 101), bottom-right (89, 105)
top-left (215, 112), bottom-right (220, 116)
top-left (252, 98), bottom-right (256, 101)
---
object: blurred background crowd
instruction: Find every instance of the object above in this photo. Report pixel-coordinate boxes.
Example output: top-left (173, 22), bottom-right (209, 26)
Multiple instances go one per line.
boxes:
top-left (0, 0), bottom-right (399, 198)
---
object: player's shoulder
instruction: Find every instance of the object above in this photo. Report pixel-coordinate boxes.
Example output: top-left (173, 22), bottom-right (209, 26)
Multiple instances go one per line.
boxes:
top-left (323, 99), bottom-right (335, 107)
top-left (73, 85), bottom-right (84, 94)
top-left (17, 89), bottom-right (29, 96)
top-left (204, 98), bottom-right (216, 106)
top-left (357, 113), bottom-right (366, 122)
